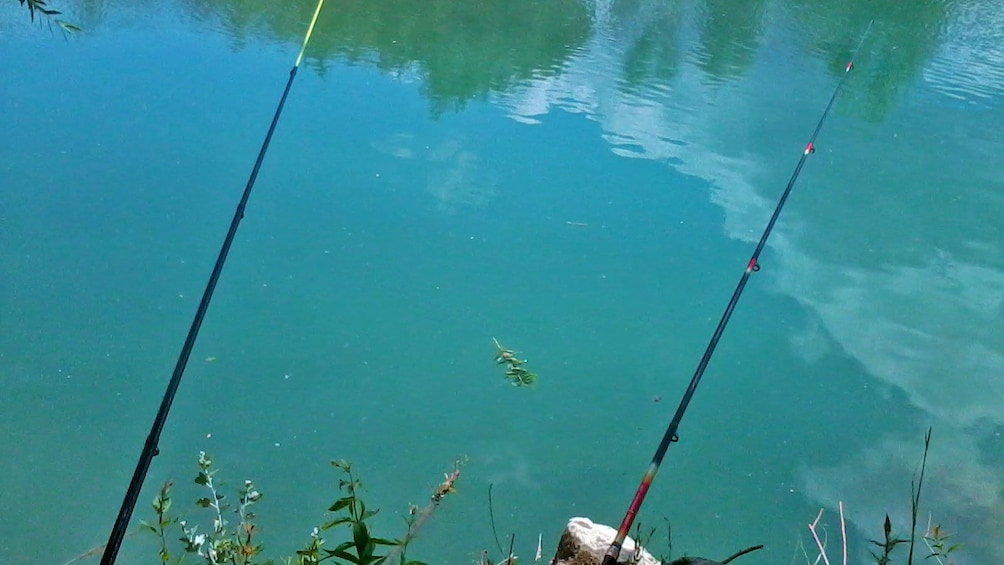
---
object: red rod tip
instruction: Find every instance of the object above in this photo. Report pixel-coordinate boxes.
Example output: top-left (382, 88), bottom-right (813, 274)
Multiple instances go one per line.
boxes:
top-left (746, 258), bottom-right (757, 271)
top-left (804, 142), bottom-right (814, 154)
top-left (846, 61), bottom-right (854, 71)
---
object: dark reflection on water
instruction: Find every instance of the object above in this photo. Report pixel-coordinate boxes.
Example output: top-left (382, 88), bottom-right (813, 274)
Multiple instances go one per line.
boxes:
top-left (610, 0), bottom-right (685, 91)
top-left (692, 0), bottom-right (766, 83)
top-left (178, 0), bottom-right (593, 116)
top-left (173, 0), bottom-right (956, 124)
top-left (9, 0), bottom-right (969, 121)
top-left (788, 0), bottom-right (950, 121)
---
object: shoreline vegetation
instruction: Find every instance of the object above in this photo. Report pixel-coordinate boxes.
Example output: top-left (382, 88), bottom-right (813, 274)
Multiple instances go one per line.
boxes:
top-left (138, 454), bottom-right (465, 565)
top-left (796, 429), bottom-right (960, 565)
top-left (58, 429), bottom-right (958, 565)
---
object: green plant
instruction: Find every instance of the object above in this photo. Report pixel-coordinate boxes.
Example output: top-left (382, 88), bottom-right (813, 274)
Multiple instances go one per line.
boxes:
top-left (146, 480), bottom-right (175, 562)
top-left (923, 521), bottom-right (960, 565)
top-left (140, 451), bottom-right (264, 564)
top-left (802, 428), bottom-right (962, 565)
top-left (868, 514), bottom-right (908, 565)
top-left (295, 458), bottom-right (419, 565)
top-left (649, 518), bottom-right (675, 564)
top-left (628, 521), bottom-right (658, 565)
top-left (144, 453), bottom-right (462, 565)
top-left (906, 429), bottom-right (932, 564)
top-left (867, 428), bottom-right (941, 565)
top-left (16, 0), bottom-right (79, 33)
top-left (378, 458), bottom-right (464, 565)
top-left (492, 338), bottom-right (537, 386)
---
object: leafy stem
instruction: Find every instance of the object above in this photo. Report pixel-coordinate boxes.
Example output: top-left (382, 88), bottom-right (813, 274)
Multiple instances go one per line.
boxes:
top-left (141, 480), bottom-right (175, 563)
top-left (144, 454), bottom-right (459, 565)
top-left (17, 0), bottom-right (81, 34)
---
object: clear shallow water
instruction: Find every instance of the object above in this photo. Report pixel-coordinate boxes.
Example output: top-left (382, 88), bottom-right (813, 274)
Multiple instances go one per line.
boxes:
top-left (2, 1), bottom-right (1002, 564)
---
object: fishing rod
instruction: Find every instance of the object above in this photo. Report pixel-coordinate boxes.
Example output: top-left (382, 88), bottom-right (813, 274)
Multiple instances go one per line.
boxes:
top-left (98, 2), bottom-right (326, 563)
top-left (601, 21), bottom-right (874, 565)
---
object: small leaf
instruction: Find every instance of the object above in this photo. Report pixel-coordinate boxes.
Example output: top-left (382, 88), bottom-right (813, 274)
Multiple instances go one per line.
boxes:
top-left (139, 519), bottom-right (159, 534)
top-left (371, 537), bottom-right (398, 546)
top-left (321, 516), bottom-right (353, 530)
top-left (194, 472), bottom-right (209, 486)
top-left (331, 541), bottom-right (355, 553)
top-left (353, 521), bottom-right (370, 553)
top-left (196, 497), bottom-right (213, 508)
top-left (152, 494), bottom-right (171, 513)
top-left (362, 508), bottom-right (380, 520)
top-left (329, 496), bottom-right (354, 512)
top-left (325, 548), bottom-right (361, 564)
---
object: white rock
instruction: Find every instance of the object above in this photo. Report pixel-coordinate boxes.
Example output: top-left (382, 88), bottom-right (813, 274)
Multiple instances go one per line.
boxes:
top-left (550, 517), bottom-right (661, 565)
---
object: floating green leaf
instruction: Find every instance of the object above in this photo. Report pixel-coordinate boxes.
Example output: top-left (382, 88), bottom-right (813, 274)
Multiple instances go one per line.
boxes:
top-left (492, 337), bottom-right (539, 387)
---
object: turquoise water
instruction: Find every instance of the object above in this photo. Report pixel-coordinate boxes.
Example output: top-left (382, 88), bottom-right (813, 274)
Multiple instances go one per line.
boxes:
top-left (2, 1), bottom-right (1002, 564)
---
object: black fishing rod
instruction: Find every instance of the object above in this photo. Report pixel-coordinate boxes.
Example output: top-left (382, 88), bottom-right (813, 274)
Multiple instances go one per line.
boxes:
top-left (98, 2), bottom-right (326, 563)
top-left (601, 21), bottom-right (874, 565)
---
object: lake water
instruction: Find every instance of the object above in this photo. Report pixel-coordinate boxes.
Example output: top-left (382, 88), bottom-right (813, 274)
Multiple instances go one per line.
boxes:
top-left (2, 1), bottom-right (1002, 564)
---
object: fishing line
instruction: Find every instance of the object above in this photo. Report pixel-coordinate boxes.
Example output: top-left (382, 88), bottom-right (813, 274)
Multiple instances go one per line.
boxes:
top-left (601, 20), bottom-right (874, 565)
top-left (98, 1), bottom-right (326, 563)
